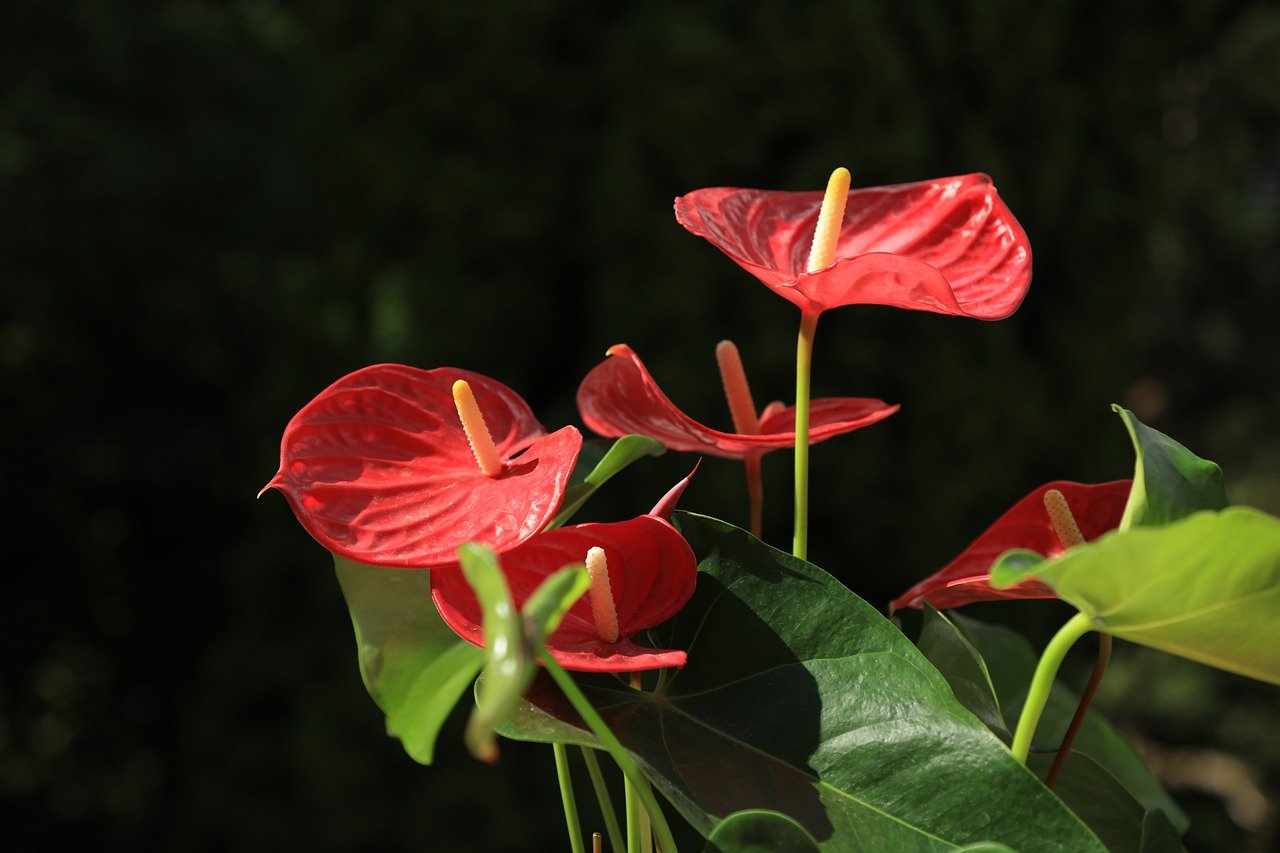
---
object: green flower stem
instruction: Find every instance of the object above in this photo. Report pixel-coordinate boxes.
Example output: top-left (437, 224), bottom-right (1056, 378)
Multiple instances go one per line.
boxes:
top-left (543, 655), bottom-right (679, 853)
top-left (1010, 612), bottom-right (1094, 764)
top-left (793, 310), bottom-right (820, 560)
top-left (580, 747), bottom-right (624, 853)
top-left (625, 773), bottom-right (641, 853)
top-left (555, 743), bottom-right (586, 853)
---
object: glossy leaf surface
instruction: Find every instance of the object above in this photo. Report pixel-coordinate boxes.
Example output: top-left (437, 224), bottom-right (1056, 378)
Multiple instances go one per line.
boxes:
top-left (434, 515), bottom-right (697, 672)
top-left (993, 507), bottom-right (1280, 686)
top-left (266, 364), bottom-right (582, 567)
top-left (675, 174), bottom-right (1031, 318)
top-left (917, 605), bottom-right (1009, 740)
top-left (577, 345), bottom-right (897, 459)
top-left (551, 433), bottom-right (666, 528)
top-left (704, 810), bottom-right (820, 853)
top-left (500, 514), bottom-right (1104, 850)
top-left (334, 554), bottom-right (484, 765)
top-left (1112, 406), bottom-right (1227, 530)
top-left (946, 611), bottom-right (1186, 830)
top-left (891, 481), bottom-right (1131, 611)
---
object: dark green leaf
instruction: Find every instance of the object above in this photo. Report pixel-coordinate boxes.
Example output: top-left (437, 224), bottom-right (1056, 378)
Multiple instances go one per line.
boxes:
top-left (992, 508), bottom-right (1280, 685)
top-left (703, 809), bottom-right (820, 852)
top-left (1112, 405), bottom-right (1226, 531)
top-left (334, 554), bottom-right (484, 765)
top-left (1027, 752), bottom-right (1147, 852)
top-left (550, 434), bottom-right (666, 527)
top-left (458, 543), bottom-right (534, 763)
top-left (500, 513), bottom-right (1105, 851)
top-left (951, 612), bottom-right (1187, 833)
top-left (917, 605), bottom-right (1009, 740)
top-left (1140, 809), bottom-right (1184, 853)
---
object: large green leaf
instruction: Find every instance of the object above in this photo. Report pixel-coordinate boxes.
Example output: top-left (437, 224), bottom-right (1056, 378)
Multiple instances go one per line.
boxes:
top-left (949, 612), bottom-right (1187, 832)
top-left (550, 434), bottom-right (666, 528)
top-left (993, 507), bottom-right (1280, 686)
top-left (499, 514), bottom-right (1104, 851)
top-left (334, 554), bottom-right (484, 765)
top-left (1112, 405), bottom-right (1226, 531)
top-left (917, 605), bottom-right (1009, 740)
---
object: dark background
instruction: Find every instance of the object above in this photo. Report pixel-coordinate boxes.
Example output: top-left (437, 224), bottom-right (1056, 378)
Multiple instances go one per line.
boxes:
top-left (3, 1), bottom-right (1278, 850)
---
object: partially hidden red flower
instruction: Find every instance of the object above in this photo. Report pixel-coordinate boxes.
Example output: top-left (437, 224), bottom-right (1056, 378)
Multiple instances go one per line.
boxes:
top-left (890, 480), bottom-right (1132, 612)
top-left (432, 514), bottom-right (698, 672)
top-left (262, 364), bottom-right (582, 569)
top-left (577, 344), bottom-right (898, 458)
top-left (675, 173), bottom-right (1031, 319)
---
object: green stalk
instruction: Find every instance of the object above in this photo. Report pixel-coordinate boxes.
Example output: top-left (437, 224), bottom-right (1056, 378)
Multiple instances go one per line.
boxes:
top-left (1010, 613), bottom-right (1094, 764)
top-left (1046, 633), bottom-right (1113, 788)
top-left (543, 655), bottom-right (678, 853)
top-left (792, 310), bottom-right (820, 559)
top-left (580, 747), bottom-right (624, 853)
top-left (625, 771), bottom-right (641, 852)
top-left (555, 743), bottom-right (586, 853)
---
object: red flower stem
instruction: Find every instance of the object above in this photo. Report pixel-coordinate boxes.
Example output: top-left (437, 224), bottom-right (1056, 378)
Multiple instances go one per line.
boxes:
top-left (580, 747), bottom-right (624, 853)
top-left (1045, 633), bottom-right (1113, 788)
top-left (793, 310), bottom-right (820, 559)
top-left (744, 452), bottom-right (764, 539)
top-left (554, 743), bottom-right (586, 853)
top-left (542, 655), bottom-right (678, 853)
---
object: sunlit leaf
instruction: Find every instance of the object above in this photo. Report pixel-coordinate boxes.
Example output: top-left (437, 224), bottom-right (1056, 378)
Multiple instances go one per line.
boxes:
top-left (499, 513), bottom-right (1105, 850)
top-left (334, 554), bottom-right (484, 765)
top-left (1112, 405), bottom-right (1226, 531)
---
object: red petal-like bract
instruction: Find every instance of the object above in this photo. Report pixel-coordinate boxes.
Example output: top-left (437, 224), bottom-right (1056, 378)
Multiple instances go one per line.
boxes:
top-left (264, 364), bottom-right (582, 568)
top-left (432, 516), bottom-right (698, 672)
top-left (890, 480), bottom-right (1132, 612)
top-left (675, 173), bottom-right (1031, 318)
top-left (577, 344), bottom-right (898, 459)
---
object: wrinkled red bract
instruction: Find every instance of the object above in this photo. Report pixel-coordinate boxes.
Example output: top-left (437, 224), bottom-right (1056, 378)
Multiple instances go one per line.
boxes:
top-left (432, 516), bottom-right (698, 672)
top-left (675, 173), bottom-right (1031, 318)
top-left (577, 344), bottom-right (898, 459)
top-left (890, 480), bottom-right (1132, 612)
top-left (264, 364), bottom-right (582, 569)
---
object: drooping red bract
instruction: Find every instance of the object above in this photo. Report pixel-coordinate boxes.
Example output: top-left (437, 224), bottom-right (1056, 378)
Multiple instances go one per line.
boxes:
top-left (577, 344), bottom-right (898, 458)
top-left (263, 364), bottom-right (582, 569)
top-left (675, 173), bottom-right (1031, 319)
top-left (890, 480), bottom-right (1132, 612)
top-left (432, 515), bottom-right (698, 672)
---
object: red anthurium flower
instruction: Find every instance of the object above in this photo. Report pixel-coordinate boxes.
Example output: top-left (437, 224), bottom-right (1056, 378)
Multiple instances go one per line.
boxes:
top-left (577, 344), bottom-right (898, 459)
top-left (263, 364), bottom-right (582, 569)
top-left (675, 173), bottom-right (1031, 319)
top-left (890, 480), bottom-right (1132, 612)
top-left (432, 515), bottom-right (698, 672)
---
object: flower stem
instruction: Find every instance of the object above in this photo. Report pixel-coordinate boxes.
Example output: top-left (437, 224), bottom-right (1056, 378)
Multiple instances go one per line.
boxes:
top-left (793, 310), bottom-right (820, 559)
top-left (1045, 633), bottom-right (1113, 788)
top-left (542, 656), bottom-right (678, 853)
top-left (744, 452), bottom-right (763, 539)
top-left (554, 743), bottom-right (586, 853)
top-left (581, 747), bottom-right (624, 853)
top-left (1010, 612), bottom-right (1094, 764)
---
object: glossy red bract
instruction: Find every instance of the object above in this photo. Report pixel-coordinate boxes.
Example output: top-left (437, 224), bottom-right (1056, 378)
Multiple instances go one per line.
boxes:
top-left (577, 344), bottom-right (898, 459)
top-left (264, 364), bottom-right (582, 569)
top-left (432, 515), bottom-right (698, 672)
top-left (675, 173), bottom-right (1031, 318)
top-left (890, 480), bottom-right (1132, 611)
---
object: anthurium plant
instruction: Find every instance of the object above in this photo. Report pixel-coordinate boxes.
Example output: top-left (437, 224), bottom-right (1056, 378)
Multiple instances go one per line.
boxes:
top-left (263, 169), bottom-right (1278, 852)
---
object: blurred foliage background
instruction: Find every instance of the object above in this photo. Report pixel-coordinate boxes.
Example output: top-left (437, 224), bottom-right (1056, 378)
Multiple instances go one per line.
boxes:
top-left (2, 0), bottom-right (1278, 849)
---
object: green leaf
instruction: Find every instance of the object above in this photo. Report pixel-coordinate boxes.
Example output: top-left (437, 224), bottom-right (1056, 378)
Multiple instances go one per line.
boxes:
top-left (951, 612), bottom-right (1188, 833)
top-left (521, 565), bottom-right (590, 645)
top-left (917, 605), bottom-right (1009, 740)
top-left (333, 554), bottom-right (484, 765)
top-left (704, 809), bottom-right (821, 852)
top-left (550, 434), bottom-right (666, 528)
top-left (1026, 752), bottom-right (1149, 853)
top-left (458, 543), bottom-right (534, 763)
top-left (1113, 405), bottom-right (1227, 531)
top-left (1139, 809), bottom-right (1184, 853)
top-left (499, 513), bottom-right (1105, 851)
top-left (998, 507), bottom-right (1280, 686)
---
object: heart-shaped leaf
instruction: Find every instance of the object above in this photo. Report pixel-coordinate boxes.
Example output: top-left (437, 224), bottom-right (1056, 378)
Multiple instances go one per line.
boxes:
top-left (1112, 406), bottom-right (1226, 531)
top-left (993, 507), bottom-right (1280, 686)
top-left (499, 513), bottom-right (1105, 850)
top-left (334, 555), bottom-right (484, 765)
